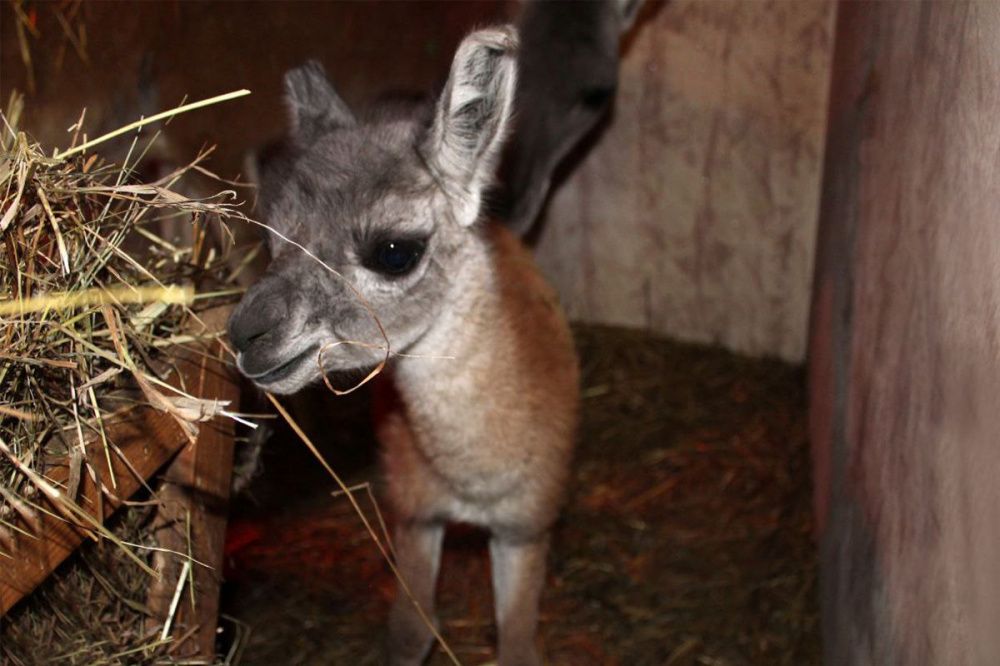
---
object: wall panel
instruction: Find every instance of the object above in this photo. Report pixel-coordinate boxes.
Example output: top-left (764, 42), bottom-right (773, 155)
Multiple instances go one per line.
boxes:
top-left (535, 0), bottom-right (835, 361)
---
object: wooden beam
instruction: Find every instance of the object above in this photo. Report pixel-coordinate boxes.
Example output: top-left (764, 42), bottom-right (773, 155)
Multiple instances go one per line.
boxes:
top-left (0, 328), bottom-right (237, 621)
top-left (145, 328), bottom-right (238, 658)
top-left (0, 400), bottom-right (187, 615)
top-left (810, 3), bottom-right (1000, 663)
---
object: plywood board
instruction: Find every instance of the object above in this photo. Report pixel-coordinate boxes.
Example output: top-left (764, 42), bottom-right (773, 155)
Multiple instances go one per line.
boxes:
top-left (534, 0), bottom-right (835, 361)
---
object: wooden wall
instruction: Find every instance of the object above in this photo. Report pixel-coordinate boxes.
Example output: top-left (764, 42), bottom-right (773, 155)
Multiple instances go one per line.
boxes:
top-left (2, 0), bottom-right (834, 362)
top-left (0, 2), bottom-right (509, 180)
top-left (534, 0), bottom-right (835, 361)
top-left (810, 2), bottom-right (1000, 663)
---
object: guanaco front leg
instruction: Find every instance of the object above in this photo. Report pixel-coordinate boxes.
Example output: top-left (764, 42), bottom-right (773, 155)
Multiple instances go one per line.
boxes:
top-left (490, 533), bottom-right (550, 666)
top-left (387, 521), bottom-right (445, 666)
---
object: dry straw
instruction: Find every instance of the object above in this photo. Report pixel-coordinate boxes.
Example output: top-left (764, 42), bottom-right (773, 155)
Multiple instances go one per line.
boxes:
top-left (0, 87), bottom-right (249, 653)
top-left (0, 84), bottom-right (457, 663)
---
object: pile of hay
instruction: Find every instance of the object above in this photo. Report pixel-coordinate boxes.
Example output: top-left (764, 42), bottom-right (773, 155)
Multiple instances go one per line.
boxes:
top-left (0, 92), bottom-right (248, 662)
top-left (4, 502), bottom-right (192, 665)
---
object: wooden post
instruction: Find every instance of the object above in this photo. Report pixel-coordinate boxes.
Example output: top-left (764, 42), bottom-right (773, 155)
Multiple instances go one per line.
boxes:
top-left (0, 404), bottom-right (188, 615)
top-left (0, 309), bottom-right (238, 664)
top-left (145, 311), bottom-right (239, 659)
top-left (810, 3), bottom-right (1000, 664)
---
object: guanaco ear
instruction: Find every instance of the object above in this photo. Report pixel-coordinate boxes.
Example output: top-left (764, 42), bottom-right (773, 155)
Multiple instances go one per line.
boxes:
top-left (283, 60), bottom-right (356, 139)
top-left (615, 0), bottom-right (645, 32)
top-left (425, 26), bottom-right (518, 226)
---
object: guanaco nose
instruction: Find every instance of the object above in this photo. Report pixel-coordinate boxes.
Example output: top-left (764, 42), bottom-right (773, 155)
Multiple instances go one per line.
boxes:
top-left (228, 289), bottom-right (290, 352)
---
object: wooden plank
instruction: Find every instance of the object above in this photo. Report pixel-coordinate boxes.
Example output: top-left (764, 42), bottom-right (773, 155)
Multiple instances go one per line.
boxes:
top-left (0, 336), bottom-right (236, 618)
top-left (0, 402), bottom-right (186, 615)
top-left (145, 322), bottom-right (238, 658)
top-left (533, 0), bottom-right (835, 362)
top-left (810, 2), bottom-right (1000, 664)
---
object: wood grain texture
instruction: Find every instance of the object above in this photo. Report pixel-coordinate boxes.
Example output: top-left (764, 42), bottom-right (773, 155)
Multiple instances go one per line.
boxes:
top-left (0, 325), bottom-right (238, 624)
top-left (145, 323), bottom-right (238, 658)
top-left (0, 403), bottom-right (187, 616)
top-left (533, 0), bottom-right (835, 361)
top-left (810, 3), bottom-right (1000, 663)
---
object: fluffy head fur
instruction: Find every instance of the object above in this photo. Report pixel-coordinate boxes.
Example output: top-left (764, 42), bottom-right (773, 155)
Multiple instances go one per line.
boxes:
top-left (228, 28), bottom-right (519, 393)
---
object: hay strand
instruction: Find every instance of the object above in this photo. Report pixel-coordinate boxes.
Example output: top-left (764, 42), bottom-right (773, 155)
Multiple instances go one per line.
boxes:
top-left (51, 89), bottom-right (251, 161)
top-left (264, 392), bottom-right (461, 666)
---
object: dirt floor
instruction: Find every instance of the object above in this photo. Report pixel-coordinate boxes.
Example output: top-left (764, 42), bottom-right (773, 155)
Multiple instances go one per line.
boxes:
top-left (220, 324), bottom-right (819, 666)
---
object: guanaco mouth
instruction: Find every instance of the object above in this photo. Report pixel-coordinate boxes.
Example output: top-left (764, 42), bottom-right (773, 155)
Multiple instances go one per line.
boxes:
top-left (247, 345), bottom-right (319, 385)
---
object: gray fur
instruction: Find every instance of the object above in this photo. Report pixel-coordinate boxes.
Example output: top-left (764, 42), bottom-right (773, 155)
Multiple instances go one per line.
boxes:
top-left (284, 60), bottom-right (356, 138)
top-left (229, 26), bottom-right (579, 666)
top-left (499, 0), bottom-right (645, 236)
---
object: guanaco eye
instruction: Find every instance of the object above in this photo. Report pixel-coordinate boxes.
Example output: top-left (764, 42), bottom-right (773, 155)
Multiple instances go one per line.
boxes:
top-left (579, 85), bottom-right (616, 110)
top-left (366, 238), bottom-right (426, 276)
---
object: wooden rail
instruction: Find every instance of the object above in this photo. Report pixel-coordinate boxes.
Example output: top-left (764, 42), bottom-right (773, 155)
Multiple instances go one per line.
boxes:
top-left (145, 339), bottom-right (238, 657)
top-left (0, 314), bottom-right (238, 660)
top-left (0, 397), bottom-right (188, 615)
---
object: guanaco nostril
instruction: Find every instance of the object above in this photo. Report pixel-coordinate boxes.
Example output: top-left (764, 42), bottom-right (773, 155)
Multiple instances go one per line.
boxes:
top-left (228, 293), bottom-right (289, 352)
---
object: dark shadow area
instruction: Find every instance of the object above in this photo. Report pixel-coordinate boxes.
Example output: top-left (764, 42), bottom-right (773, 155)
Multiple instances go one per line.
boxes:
top-left (514, 0), bottom-right (670, 246)
top-left (220, 324), bottom-right (819, 665)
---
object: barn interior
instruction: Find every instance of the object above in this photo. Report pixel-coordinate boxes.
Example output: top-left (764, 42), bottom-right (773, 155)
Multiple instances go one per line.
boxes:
top-left (0, 1), bottom-right (830, 664)
top-left (4, 1), bottom-right (998, 665)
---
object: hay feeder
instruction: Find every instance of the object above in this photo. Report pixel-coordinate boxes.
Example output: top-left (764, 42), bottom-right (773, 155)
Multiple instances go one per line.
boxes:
top-left (0, 95), bottom-right (246, 662)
